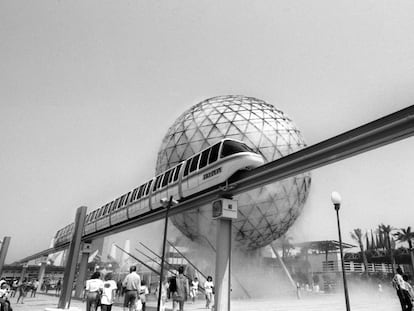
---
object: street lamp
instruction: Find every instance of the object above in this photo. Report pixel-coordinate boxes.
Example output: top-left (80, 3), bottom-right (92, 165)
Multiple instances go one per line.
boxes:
top-left (331, 191), bottom-right (351, 311)
top-left (157, 196), bottom-right (178, 311)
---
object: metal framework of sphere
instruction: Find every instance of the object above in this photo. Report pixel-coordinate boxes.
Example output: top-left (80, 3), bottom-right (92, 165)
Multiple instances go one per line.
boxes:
top-left (155, 95), bottom-right (311, 250)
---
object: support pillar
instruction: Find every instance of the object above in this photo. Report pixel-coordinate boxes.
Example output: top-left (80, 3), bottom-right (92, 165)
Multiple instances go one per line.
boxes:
top-left (74, 243), bottom-right (91, 298)
top-left (37, 258), bottom-right (48, 291)
top-left (0, 237), bottom-right (11, 277)
top-left (57, 206), bottom-right (87, 309)
top-left (19, 264), bottom-right (28, 283)
top-left (214, 219), bottom-right (232, 311)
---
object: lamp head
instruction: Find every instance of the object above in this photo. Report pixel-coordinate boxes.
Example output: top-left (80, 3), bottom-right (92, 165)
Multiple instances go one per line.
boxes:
top-left (160, 197), bottom-right (179, 207)
top-left (331, 191), bottom-right (342, 210)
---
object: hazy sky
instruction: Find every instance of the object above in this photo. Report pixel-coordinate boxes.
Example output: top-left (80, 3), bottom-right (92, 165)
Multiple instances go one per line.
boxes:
top-left (1, 0), bottom-right (414, 263)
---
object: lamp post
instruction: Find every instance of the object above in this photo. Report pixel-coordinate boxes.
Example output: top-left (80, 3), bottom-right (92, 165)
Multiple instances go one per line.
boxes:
top-left (157, 196), bottom-right (178, 311)
top-left (331, 191), bottom-right (351, 311)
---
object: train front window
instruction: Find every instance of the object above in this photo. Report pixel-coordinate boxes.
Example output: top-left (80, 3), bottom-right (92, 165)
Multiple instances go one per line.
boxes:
top-left (221, 140), bottom-right (254, 158)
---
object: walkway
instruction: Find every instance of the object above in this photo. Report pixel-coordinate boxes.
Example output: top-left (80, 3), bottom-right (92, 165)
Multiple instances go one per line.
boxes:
top-left (8, 292), bottom-right (401, 311)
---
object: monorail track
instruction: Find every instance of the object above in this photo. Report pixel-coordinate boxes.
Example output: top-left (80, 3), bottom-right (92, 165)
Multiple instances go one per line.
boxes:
top-left (18, 105), bottom-right (414, 263)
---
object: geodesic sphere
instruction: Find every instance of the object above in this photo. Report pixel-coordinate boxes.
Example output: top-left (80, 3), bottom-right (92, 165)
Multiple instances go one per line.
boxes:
top-left (155, 95), bottom-right (311, 250)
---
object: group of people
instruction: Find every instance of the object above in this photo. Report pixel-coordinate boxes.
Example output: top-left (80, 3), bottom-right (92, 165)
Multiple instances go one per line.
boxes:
top-left (158, 267), bottom-right (214, 311)
top-left (393, 267), bottom-right (414, 311)
top-left (84, 266), bottom-right (149, 311)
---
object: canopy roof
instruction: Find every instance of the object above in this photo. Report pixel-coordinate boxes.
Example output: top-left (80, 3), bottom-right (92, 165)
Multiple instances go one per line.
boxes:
top-left (294, 240), bottom-right (356, 252)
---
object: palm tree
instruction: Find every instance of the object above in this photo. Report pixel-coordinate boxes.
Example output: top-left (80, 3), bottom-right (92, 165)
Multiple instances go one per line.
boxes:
top-left (350, 228), bottom-right (368, 274)
top-left (275, 234), bottom-right (294, 259)
top-left (394, 226), bottom-right (414, 274)
top-left (379, 223), bottom-right (396, 273)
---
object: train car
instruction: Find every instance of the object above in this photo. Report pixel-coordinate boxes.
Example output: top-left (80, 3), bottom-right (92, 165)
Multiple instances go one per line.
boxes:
top-left (53, 138), bottom-right (264, 247)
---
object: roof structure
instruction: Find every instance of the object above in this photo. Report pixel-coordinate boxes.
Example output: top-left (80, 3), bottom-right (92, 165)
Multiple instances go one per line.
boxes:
top-left (294, 240), bottom-right (356, 253)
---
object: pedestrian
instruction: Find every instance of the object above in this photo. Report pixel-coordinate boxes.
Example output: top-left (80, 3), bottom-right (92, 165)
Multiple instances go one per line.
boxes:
top-left (190, 277), bottom-right (199, 303)
top-left (139, 280), bottom-right (149, 311)
top-left (55, 278), bottom-right (62, 296)
top-left (30, 279), bottom-right (39, 298)
top-left (0, 280), bottom-right (12, 311)
top-left (100, 273), bottom-right (117, 311)
top-left (159, 278), bottom-right (169, 311)
top-left (296, 282), bottom-right (301, 299)
top-left (392, 267), bottom-right (413, 311)
top-left (10, 280), bottom-right (17, 298)
top-left (116, 279), bottom-right (123, 300)
top-left (122, 266), bottom-right (141, 311)
top-left (171, 266), bottom-right (189, 311)
top-left (403, 275), bottom-right (414, 302)
top-left (204, 276), bottom-right (214, 309)
top-left (16, 279), bottom-right (29, 304)
top-left (85, 271), bottom-right (104, 311)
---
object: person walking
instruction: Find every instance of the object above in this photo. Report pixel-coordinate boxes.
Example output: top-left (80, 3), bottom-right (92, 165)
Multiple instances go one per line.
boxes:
top-left (30, 279), bottom-right (39, 298)
top-left (392, 267), bottom-right (412, 311)
top-left (100, 273), bottom-right (117, 311)
top-left (16, 279), bottom-right (29, 304)
top-left (171, 266), bottom-right (189, 311)
top-left (55, 278), bottom-right (62, 296)
top-left (203, 276), bottom-right (214, 309)
top-left (190, 277), bottom-right (199, 303)
top-left (139, 280), bottom-right (149, 311)
top-left (122, 266), bottom-right (141, 311)
top-left (85, 272), bottom-right (104, 311)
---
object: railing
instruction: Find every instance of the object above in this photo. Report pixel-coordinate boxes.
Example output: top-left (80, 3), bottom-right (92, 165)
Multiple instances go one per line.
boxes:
top-left (322, 261), bottom-right (393, 273)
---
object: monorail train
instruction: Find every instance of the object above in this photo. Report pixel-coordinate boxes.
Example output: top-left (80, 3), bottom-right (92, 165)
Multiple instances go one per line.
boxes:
top-left (53, 138), bottom-right (265, 247)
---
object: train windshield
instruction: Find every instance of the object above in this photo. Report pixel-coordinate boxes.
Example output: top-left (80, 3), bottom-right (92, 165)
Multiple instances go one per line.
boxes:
top-left (221, 140), bottom-right (255, 158)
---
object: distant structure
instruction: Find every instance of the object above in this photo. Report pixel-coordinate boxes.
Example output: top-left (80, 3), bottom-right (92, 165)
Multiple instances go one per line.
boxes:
top-left (156, 95), bottom-right (311, 250)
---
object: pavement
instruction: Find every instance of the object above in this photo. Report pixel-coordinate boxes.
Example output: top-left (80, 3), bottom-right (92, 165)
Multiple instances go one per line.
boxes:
top-left (6, 291), bottom-right (403, 311)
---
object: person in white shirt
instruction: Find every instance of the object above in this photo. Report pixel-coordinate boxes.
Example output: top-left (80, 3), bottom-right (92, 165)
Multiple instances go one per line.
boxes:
top-left (85, 272), bottom-right (104, 311)
top-left (392, 267), bottom-right (412, 311)
top-left (101, 273), bottom-right (117, 311)
top-left (203, 276), bottom-right (214, 309)
top-left (190, 277), bottom-right (199, 303)
top-left (139, 280), bottom-right (149, 311)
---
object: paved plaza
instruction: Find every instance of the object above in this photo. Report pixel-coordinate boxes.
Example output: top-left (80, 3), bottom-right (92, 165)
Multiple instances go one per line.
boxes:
top-left (7, 292), bottom-right (402, 311)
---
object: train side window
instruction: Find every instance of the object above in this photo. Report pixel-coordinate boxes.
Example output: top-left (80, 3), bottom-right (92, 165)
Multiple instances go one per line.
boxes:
top-left (145, 180), bottom-right (153, 196)
top-left (137, 184), bottom-right (145, 198)
top-left (183, 159), bottom-right (191, 177)
top-left (118, 195), bottom-right (125, 208)
top-left (103, 203), bottom-right (110, 215)
top-left (108, 201), bottom-right (116, 213)
top-left (97, 207), bottom-right (104, 218)
top-left (168, 167), bottom-right (175, 183)
top-left (162, 170), bottom-right (171, 187)
top-left (208, 143), bottom-right (220, 164)
top-left (131, 188), bottom-right (139, 201)
top-left (124, 192), bottom-right (131, 205)
top-left (90, 210), bottom-right (97, 221)
top-left (173, 164), bottom-right (182, 181)
top-left (153, 176), bottom-right (161, 191)
top-left (189, 154), bottom-right (200, 173)
top-left (199, 148), bottom-right (210, 169)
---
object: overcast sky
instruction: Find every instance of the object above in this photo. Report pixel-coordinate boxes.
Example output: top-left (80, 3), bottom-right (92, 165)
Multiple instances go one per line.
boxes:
top-left (1, 0), bottom-right (414, 263)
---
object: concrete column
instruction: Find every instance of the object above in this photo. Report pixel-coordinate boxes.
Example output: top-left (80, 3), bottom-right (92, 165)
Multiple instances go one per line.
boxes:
top-left (38, 261), bottom-right (47, 291)
top-left (214, 218), bottom-right (232, 311)
top-left (58, 206), bottom-right (87, 309)
top-left (74, 248), bottom-right (90, 298)
top-left (0, 237), bottom-right (11, 277)
top-left (19, 263), bottom-right (29, 283)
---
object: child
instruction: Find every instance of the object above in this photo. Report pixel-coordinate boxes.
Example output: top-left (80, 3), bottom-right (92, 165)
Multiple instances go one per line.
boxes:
top-left (190, 277), bottom-right (199, 303)
top-left (139, 280), bottom-right (149, 311)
